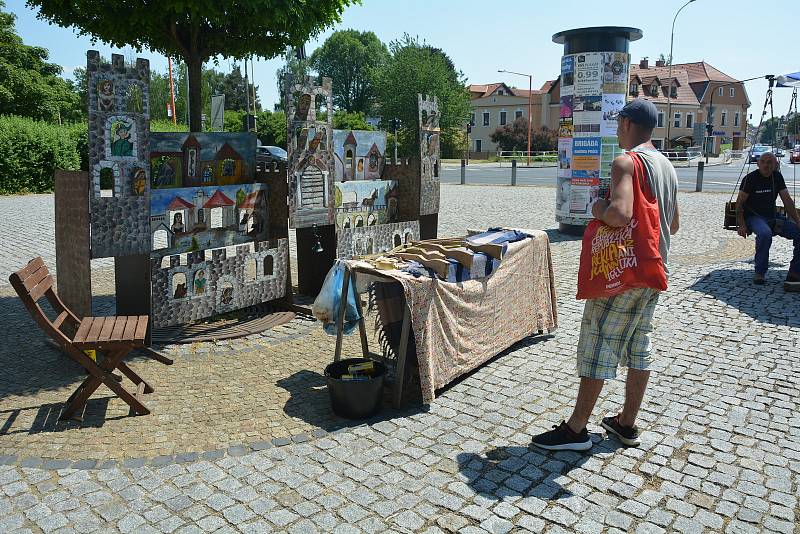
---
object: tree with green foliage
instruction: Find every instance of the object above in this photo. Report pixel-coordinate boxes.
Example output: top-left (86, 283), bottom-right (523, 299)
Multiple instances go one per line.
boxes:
top-left (221, 65), bottom-right (260, 111)
top-left (255, 110), bottom-right (287, 146)
top-left (491, 117), bottom-right (557, 152)
top-left (0, 1), bottom-right (81, 123)
top-left (310, 30), bottom-right (388, 114)
top-left (27, 0), bottom-right (357, 131)
top-left (332, 110), bottom-right (373, 131)
top-left (373, 34), bottom-right (471, 157)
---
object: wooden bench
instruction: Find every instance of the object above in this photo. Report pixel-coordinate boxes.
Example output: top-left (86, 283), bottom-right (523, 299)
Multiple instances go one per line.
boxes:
top-left (9, 257), bottom-right (171, 421)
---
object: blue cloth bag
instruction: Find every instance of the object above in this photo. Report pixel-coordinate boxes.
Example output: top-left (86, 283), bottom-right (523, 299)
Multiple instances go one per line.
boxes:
top-left (313, 261), bottom-right (362, 335)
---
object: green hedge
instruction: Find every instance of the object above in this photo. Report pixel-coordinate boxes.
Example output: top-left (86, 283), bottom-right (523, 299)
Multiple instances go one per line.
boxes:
top-left (0, 116), bottom-right (84, 194)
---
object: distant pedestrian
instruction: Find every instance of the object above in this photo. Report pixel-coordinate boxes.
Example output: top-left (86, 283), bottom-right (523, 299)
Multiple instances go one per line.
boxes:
top-left (735, 151), bottom-right (800, 289)
top-left (532, 99), bottom-right (680, 451)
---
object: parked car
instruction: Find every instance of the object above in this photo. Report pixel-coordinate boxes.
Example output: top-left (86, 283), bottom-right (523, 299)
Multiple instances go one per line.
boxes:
top-left (790, 145), bottom-right (800, 164)
top-left (256, 145), bottom-right (288, 164)
top-left (775, 147), bottom-right (785, 158)
top-left (747, 145), bottom-right (772, 163)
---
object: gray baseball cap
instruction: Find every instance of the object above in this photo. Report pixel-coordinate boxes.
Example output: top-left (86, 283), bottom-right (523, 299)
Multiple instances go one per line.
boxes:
top-left (618, 98), bottom-right (659, 129)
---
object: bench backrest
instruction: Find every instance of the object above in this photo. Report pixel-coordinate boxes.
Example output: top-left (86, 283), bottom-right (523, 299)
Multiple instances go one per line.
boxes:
top-left (9, 257), bottom-right (80, 347)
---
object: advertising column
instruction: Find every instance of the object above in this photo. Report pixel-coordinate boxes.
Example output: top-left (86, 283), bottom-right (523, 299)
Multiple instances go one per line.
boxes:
top-left (552, 27), bottom-right (642, 234)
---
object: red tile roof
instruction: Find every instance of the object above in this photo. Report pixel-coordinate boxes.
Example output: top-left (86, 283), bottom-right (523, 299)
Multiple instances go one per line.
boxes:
top-left (629, 65), bottom-right (699, 105)
top-left (167, 196), bottom-right (194, 210)
top-left (203, 189), bottom-right (235, 208)
top-left (672, 61), bottom-right (738, 83)
top-left (467, 82), bottom-right (544, 99)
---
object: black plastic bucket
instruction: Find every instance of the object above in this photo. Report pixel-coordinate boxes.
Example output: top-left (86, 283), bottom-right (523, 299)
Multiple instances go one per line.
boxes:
top-left (324, 358), bottom-right (386, 419)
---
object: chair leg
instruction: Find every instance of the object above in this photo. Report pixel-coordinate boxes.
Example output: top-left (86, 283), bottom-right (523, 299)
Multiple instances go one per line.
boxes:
top-left (60, 348), bottom-right (150, 420)
top-left (117, 362), bottom-right (154, 394)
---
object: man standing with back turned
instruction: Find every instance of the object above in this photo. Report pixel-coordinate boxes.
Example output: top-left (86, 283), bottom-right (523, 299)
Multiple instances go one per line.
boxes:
top-left (533, 99), bottom-right (680, 450)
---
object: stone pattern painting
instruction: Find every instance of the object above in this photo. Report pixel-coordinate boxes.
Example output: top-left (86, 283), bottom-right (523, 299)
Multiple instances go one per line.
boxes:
top-left (286, 76), bottom-right (335, 228)
top-left (418, 94), bottom-right (441, 216)
top-left (150, 239), bottom-right (288, 328)
top-left (336, 221), bottom-right (420, 259)
top-left (87, 51), bottom-right (151, 257)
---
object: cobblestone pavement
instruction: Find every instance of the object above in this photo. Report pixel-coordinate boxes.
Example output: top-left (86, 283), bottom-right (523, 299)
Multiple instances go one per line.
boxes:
top-left (1, 185), bottom-right (798, 533)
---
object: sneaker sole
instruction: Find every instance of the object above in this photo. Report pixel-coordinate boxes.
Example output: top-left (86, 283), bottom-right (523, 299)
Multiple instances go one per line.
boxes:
top-left (532, 439), bottom-right (592, 452)
top-left (601, 421), bottom-right (641, 447)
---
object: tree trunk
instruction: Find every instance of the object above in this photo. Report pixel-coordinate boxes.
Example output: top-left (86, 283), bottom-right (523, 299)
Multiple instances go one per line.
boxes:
top-left (186, 55), bottom-right (203, 132)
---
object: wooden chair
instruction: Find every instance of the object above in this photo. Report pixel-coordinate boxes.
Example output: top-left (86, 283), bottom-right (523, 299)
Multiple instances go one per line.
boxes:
top-left (9, 257), bottom-right (170, 421)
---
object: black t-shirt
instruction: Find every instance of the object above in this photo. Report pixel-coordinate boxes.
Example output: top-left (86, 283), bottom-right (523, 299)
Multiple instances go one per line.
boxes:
top-left (740, 170), bottom-right (786, 219)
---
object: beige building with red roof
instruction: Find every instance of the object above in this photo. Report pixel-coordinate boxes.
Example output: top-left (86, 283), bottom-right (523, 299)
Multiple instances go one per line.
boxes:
top-left (466, 82), bottom-right (556, 156)
top-left (467, 59), bottom-right (749, 155)
top-left (629, 58), bottom-right (749, 150)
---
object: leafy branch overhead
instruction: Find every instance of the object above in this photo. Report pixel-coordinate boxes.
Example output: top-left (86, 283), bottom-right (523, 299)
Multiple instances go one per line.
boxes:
top-left (26, 0), bottom-right (358, 130)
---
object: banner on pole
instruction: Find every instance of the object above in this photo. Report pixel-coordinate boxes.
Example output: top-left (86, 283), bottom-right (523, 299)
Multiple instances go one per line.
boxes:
top-left (211, 94), bottom-right (225, 131)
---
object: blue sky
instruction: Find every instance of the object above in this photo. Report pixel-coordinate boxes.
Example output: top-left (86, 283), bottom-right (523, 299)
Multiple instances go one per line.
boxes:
top-left (7, 0), bottom-right (798, 119)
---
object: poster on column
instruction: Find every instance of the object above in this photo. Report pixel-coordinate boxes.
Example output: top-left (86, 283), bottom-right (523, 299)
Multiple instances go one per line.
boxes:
top-left (572, 137), bottom-right (601, 179)
top-left (602, 52), bottom-right (630, 94)
top-left (600, 94), bottom-right (626, 136)
top-left (569, 177), bottom-right (600, 216)
top-left (574, 52), bottom-right (603, 96)
top-left (558, 118), bottom-right (573, 138)
top-left (600, 137), bottom-right (621, 179)
top-left (573, 96), bottom-right (602, 137)
top-left (560, 95), bottom-right (573, 119)
top-left (561, 55), bottom-right (575, 96)
top-left (558, 137), bottom-right (572, 178)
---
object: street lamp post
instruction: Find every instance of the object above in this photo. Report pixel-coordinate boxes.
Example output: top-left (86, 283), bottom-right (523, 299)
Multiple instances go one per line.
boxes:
top-left (666, 0), bottom-right (696, 151)
top-left (498, 69), bottom-right (533, 167)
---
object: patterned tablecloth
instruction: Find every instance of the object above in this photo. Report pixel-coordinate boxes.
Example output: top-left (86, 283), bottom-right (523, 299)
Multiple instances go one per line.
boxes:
top-left (346, 229), bottom-right (558, 403)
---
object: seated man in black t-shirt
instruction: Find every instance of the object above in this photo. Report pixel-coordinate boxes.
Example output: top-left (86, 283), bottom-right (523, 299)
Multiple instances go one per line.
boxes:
top-left (735, 151), bottom-right (800, 290)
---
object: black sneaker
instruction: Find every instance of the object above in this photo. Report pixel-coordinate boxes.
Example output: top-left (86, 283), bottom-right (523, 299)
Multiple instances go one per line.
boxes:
top-left (531, 421), bottom-right (592, 451)
top-left (601, 415), bottom-right (641, 447)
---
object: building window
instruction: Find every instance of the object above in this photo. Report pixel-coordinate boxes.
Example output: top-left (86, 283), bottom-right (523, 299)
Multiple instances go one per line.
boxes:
top-left (721, 109), bottom-right (727, 127)
top-left (515, 110), bottom-right (523, 119)
top-left (686, 113), bottom-right (694, 128)
top-left (499, 111), bottom-right (507, 126)
top-left (475, 139), bottom-right (482, 153)
top-left (650, 83), bottom-right (658, 96)
top-left (630, 83), bottom-right (638, 95)
top-left (482, 112), bottom-right (489, 126)
top-left (470, 112), bottom-right (475, 126)
top-left (657, 112), bottom-right (664, 128)
top-left (670, 86), bottom-right (677, 98)
top-left (718, 86), bottom-right (723, 97)
top-left (497, 89), bottom-right (504, 96)
top-left (730, 87), bottom-right (735, 97)
top-left (673, 112), bottom-right (681, 128)
top-left (734, 112), bottom-right (740, 127)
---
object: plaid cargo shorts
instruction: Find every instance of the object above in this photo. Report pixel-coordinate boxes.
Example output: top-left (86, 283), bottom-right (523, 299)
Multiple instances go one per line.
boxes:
top-left (577, 287), bottom-right (660, 379)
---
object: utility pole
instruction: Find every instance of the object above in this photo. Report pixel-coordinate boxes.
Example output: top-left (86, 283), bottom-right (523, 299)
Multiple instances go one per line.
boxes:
top-left (244, 57), bottom-right (251, 132)
top-left (250, 56), bottom-right (258, 133)
top-left (168, 57), bottom-right (177, 125)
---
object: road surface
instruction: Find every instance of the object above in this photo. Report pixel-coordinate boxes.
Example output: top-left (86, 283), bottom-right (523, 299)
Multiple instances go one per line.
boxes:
top-left (442, 157), bottom-right (800, 193)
